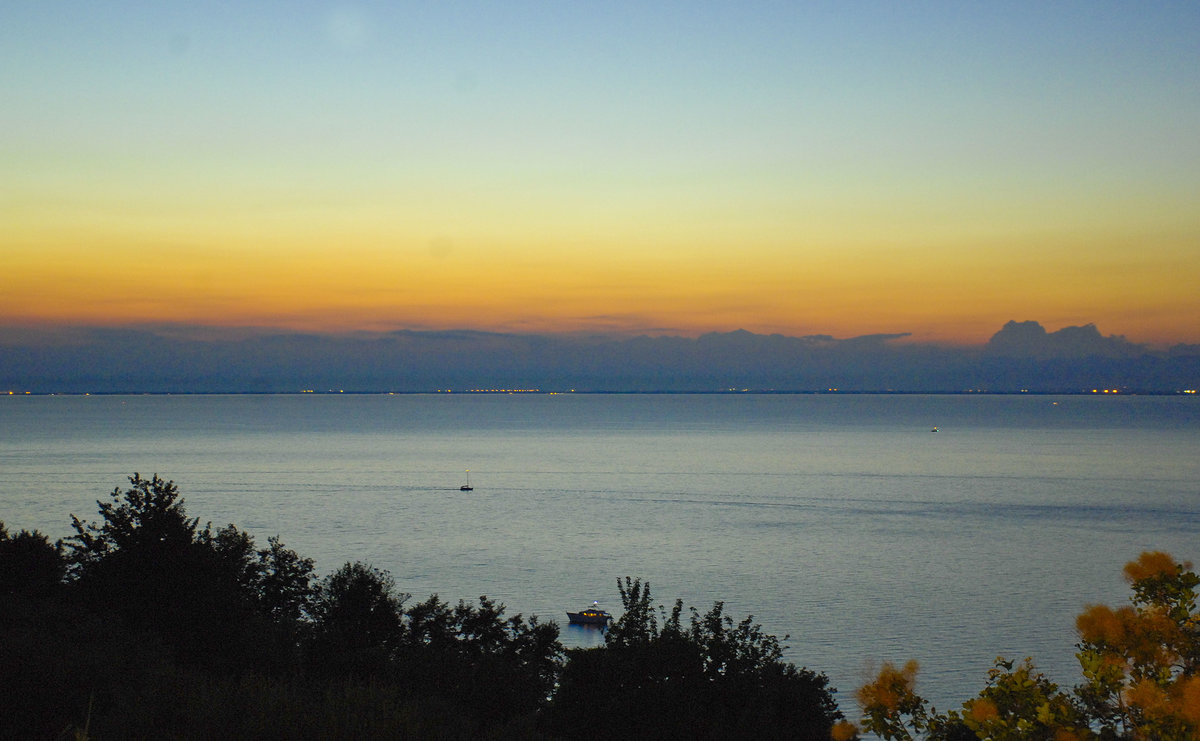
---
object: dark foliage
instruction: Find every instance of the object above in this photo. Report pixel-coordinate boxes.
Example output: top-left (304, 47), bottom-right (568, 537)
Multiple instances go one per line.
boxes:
top-left (63, 474), bottom-right (306, 673)
top-left (0, 521), bottom-right (64, 600)
top-left (1, 476), bottom-right (842, 739)
top-left (307, 560), bottom-right (407, 679)
top-left (548, 577), bottom-right (843, 740)
top-left (398, 594), bottom-right (564, 730)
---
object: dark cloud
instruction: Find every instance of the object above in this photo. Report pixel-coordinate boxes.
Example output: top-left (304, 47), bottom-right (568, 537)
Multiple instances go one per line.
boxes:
top-left (985, 320), bottom-right (1145, 359)
top-left (1, 322), bottom-right (1196, 394)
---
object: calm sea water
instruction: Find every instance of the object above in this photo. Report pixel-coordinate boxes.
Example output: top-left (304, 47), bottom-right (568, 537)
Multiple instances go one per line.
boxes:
top-left (2, 393), bottom-right (1198, 711)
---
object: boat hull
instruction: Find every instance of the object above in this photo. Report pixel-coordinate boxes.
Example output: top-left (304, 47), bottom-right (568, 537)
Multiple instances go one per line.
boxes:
top-left (566, 610), bottom-right (611, 626)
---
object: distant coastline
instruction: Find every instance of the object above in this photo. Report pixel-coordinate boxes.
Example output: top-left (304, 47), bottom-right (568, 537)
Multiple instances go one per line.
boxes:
top-left (5, 389), bottom-right (1197, 397)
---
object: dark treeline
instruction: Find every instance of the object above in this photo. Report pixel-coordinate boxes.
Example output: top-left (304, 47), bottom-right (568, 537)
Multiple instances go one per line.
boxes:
top-left (1, 474), bottom-right (843, 740)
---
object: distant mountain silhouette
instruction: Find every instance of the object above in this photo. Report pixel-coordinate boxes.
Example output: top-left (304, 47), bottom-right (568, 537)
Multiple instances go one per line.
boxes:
top-left (1, 322), bottom-right (1196, 393)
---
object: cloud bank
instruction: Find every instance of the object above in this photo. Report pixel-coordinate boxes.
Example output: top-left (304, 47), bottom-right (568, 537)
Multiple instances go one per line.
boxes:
top-left (1, 321), bottom-right (1197, 394)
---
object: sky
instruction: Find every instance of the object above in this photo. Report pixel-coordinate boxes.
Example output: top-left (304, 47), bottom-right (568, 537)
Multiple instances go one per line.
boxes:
top-left (4, 2), bottom-right (1199, 346)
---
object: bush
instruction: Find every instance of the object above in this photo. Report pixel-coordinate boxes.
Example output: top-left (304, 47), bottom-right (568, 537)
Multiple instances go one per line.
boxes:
top-left (548, 577), bottom-right (842, 740)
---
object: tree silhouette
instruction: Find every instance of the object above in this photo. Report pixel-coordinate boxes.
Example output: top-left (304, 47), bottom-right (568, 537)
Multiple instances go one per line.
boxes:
top-left (307, 561), bottom-right (407, 678)
top-left (4, 475), bottom-right (864, 739)
top-left (550, 577), bottom-right (842, 740)
top-left (256, 534), bottom-right (316, 626)
top-left (66, 473), bottom-right (198, 575)
top-left (399, 594), bottom-right (563, 730)
top-left (64, 474), bottom-right (307, 672)
top-left (0, 522), bottom-right (64, 600)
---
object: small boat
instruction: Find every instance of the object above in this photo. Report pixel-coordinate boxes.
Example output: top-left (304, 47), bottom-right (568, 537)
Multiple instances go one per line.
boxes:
top-left (931, 426), bottom-right (939, 433)
top-left (567, 601), bottom-right (611, 626)
top-left (460, 469), bottom-right (473, 491)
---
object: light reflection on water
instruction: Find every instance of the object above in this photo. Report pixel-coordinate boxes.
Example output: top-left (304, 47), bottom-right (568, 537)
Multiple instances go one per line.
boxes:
top-left (1, 393), bottom-right (1198, 710)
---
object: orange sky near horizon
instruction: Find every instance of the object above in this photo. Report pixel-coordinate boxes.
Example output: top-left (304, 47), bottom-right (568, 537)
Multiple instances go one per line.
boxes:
top-left (7, 214), bottom-right (1196, 346)
top-left (4, 3), bottom-right (1198, 347)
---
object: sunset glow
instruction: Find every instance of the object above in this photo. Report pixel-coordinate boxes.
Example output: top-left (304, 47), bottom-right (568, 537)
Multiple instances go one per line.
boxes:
top-left (4, 2), bottom-right (1198, 345)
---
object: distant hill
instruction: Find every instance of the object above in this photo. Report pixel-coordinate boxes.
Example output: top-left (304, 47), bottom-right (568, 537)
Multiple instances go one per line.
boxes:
top-left (1, 321), bottom-right (1197, 394)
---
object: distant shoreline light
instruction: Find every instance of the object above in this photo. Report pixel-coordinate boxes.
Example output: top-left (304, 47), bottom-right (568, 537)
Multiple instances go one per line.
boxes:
top-left (5, 389), bottom-right (1200, 397)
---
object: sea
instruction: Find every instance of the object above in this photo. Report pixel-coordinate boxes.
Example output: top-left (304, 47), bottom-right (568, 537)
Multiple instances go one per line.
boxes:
top-left (2, 392), bottom-right (1198, 713)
